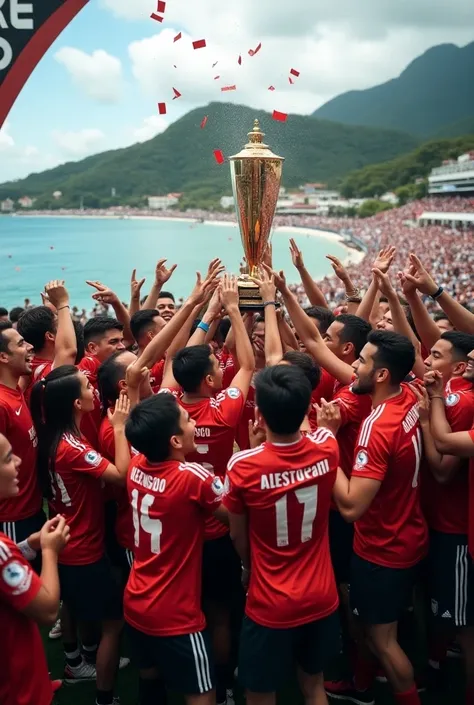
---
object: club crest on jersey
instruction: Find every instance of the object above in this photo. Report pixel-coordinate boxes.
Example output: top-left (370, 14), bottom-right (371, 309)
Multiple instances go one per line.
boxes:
top-left (211, 477), bottom-right (224, 496)
top-left (84, 450), bottom-right (101, 466)
top-left (354, 450), bottom-right (369, 470)
top-left (2, 561), bottom-right (27, 589)
top-left (227, 387), bottom-right (241, 400)
top-left (445, 393), bottom-right (460, 407)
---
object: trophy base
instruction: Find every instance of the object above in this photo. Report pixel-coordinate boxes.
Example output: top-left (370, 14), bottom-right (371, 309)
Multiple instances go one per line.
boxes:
top-left (238, 276), bottom-right (280, 312)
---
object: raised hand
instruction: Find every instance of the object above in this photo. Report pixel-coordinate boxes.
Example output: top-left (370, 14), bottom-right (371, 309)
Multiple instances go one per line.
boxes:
top-left (315, 398), bottom-right (341, 435)
top-left (126, 362), bottom-right (149, 390)
top-left (250, 267), bottom-right (277, 303)
top-left (191, 259), bottom-right (224, 305)
top-left (326, 254), bottom-right (350, 283)
top-left (220, 273), bottom-right (239, 311)
top-left (373, 246), bottom-right (396, 274)
top-left (40, 515), bottom-right (70, 554)
top-left (248, 417), bottom-right (266, 448)
top-left (130, 269), bottom-right (146, 300)
top-left (404, 254), bottom-right (438, 296)
top-left (262, 263), bottom-right (287, 292)
top-left (410, 383), bottom-right (430, 424)
top-left (86, 280), bottom-right (119, 306)
top-left (372, 267), bottom-right (396, 298)
top-left (206, 287), bottom-right (224, 319)
top-left (423, 370), bottom-right (445, 398)
top-left (289, 238), bottom-right (304, 270)
top-left (44, 280), bottom-right (69, 309)
top-left (108, 390), bottom-right (131, 428)
top-left (397, 264), bottom-right (418, 297)
top-left (155, 259), bottom-right (177, 287)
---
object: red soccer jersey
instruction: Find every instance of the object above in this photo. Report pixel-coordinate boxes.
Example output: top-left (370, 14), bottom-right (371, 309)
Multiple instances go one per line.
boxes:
top-left (223, 430), bottom-right (340, 628)
top-left (308, 368), bottom-right (336, 431)
top-left (78, 357), bottom-right (103, 447)
top-left (352, 384), bottom-right (428, 568)
top-left (24, 356), bottom-right (53, 404)
top-left (98, 415), bottom-right (136, 550)
top-left (422, 377), bottom-right (474, 535)
top-left (0, 534), bottom-right (53, 705)
top-left (332, 383), bottom-right (372, 477)
top-left (180, 387), bottom-right (245, 539)
top-left (124, 456), bottom-right (224, 636)
top-left (49, 433), bottom-right (110, 565)
top-left (149, 359), bottom-right (165, 394)
top-left (235, 381), bottom-right (255, 451)
top-left (0, 385), bottom-right (41, 522)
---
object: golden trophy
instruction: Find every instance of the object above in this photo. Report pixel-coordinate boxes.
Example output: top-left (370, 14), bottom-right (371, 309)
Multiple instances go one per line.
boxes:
top-left (229, 119), bottom-right (284, 310)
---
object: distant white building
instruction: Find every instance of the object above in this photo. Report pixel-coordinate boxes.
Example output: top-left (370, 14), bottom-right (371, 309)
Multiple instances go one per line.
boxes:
top-left (18, 196), bottom-right (35, 208)
top-left (380, 192), bottom-right (399, 205)
top-left (428, 152), bottom-right (474, 195)
top-left (0, 198), bottom-right (14, 212)
top-left (220, 196), bottom-right (234, 209)
top-left (53, 191), bottom-right (62, 199)
top-left (148, 193), bottom-right (182, 209)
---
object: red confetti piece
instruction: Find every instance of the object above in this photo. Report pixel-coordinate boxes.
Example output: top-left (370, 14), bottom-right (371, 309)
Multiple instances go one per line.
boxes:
top-left (238, 55), bottom-right (242, 65)
top-left (150, 12), bottom-right (163, 22)
top-left (272, 110), bottom-right (288, 122)
top-left (200, 115), bottom-right (208, 129)
top-left (214, 149), bottom-right (225, 165)
top-left (214, 75), bottom-right (220, 80)
top-left (158, 102), bottom-right (167, 115)
top-left (289, 77), bottom-right (294, 85)
top-left (290, 68), bottom-right (300, 77)
top-left (221, 85), bottom-right (236, 92)
top-left (268, 85), bottom-right (275, 91)
top-left (157, 0), bottom-right (166, 11)
top-left (248, 42), bottom-right (262, 57)
top-left (172, 87), bottom-right (181, 99)
top-left (173, 32), bottom-right (182, 42)
top-left (193, 39), bottom-right (206, 50)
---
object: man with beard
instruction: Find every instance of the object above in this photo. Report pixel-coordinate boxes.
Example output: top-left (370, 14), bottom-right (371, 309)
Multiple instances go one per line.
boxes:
top-left (325, 330), bottom-right (428, 705)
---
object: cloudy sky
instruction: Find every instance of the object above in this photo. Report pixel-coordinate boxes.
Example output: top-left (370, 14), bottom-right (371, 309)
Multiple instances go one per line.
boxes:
top-left (0, 0), bottom-right (473, 182)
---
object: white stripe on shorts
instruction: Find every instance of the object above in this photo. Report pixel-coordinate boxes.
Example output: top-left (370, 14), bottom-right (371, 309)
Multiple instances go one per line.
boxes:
top-left (455, 543), bottom-right (469, 627)
top-left (189, 632), bottom-right (212, 693)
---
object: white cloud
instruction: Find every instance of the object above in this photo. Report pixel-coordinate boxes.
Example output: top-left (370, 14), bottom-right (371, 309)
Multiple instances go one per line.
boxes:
top-left (0, 122), bottom-right (15, 151)
top-left (132, 115), bottom-right (168, 142)
top-left (52, 128), bottom-right (106, 157)
top-left (54, 47), bottom-right (124, 103)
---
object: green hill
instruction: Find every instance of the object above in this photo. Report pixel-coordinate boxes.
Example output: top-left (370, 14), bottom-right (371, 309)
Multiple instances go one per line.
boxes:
top-left (433, 115), bottom-right (474, 139)
top-left (0, 102), bottom-right (418, 209)
top-left (339, 135), bottom-right (474, 198)
top-left (313, 42), bottom-right (474, 138)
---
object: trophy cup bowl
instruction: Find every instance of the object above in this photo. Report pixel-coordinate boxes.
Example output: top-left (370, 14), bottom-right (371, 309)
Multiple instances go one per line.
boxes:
top-left (229, 119), bottom-right (284, 310)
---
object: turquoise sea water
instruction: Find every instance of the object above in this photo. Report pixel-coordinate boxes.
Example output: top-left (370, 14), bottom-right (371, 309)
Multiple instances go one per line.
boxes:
top-left (0, 216), bottom-right (348, 310)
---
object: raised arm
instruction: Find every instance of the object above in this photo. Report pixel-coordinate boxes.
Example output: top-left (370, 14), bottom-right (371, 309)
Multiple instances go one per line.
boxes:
top-left (400, 267), bottom-right (441, 352)
top-left (426, 372), bottom-right (474, 456)
top-left (265, 265), bottom-right (354, 385)
top-left (251, 270), bottom-right (283, 366)
top-left (86, 280), bottom-right (134, 347)
top-left (221, 274), bottom-right (255, 395)
top-left (44, 280), bottom-right (77, 367)
top-left (289, 238), bottom-right (328, 308)
top-left (142, 259), bottom-right (177, 310)
top-left (129, 269), bottom-right (146, 318)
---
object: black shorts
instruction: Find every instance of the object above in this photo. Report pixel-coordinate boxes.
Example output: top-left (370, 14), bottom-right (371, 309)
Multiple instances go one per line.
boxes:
top-left (238, 611), bottom-right (340, 693)
top-left (428, 530), bottom-right (471, 628)
top-left (58, 556), bottom-right (123, 622)
top-left (202, 533), bottom-right (242, 604)
top-left (329, 509), bottom-right (354, 585)
top-left (128, 626), bottom-right (215, 695)
top-left (1, 508), bottom-right (46, 544)
top-left (350, 553), bottom-right (419, 625)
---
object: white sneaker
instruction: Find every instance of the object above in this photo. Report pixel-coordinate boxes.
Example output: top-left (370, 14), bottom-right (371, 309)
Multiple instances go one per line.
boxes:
top-left (119, 657), bottom-right (130, 670)
top-left (48, 617), bottom-right (62, 640)
top-left (64, 660), bottom-right (97, 684)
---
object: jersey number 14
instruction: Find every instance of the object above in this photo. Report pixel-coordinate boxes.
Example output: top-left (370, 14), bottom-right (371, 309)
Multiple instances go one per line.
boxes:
top-left (131, 489), bottom-right (162, 554)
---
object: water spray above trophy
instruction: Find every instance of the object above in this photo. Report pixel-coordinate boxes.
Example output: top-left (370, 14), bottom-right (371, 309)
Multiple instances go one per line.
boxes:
top-left (229, 120), bottom-right (284, 310)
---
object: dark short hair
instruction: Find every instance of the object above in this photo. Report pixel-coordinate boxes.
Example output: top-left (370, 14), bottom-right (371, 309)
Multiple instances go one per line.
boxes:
top-left (0, 307), bottom-right (8, 317)
top-left (130, 309), bottom-right (160, 343)
top-left (17, 306), bottom-right (55, 352)
top-left (367, 330), bottom-right (415, 385)
top-left (84, 316), bottom-right (123, 346)
top-left (73, 320), bottom-right (85, 364)
top-left (440, 331), bottom-right (474, 362)
top-left (256, 365), bottom-right (312, 435)
top-left (172, 344), bottom-right (214, 393)
top-left (335, 314), bottom-right (371, 358)
top-left (282, 350), bottom-right (321, 390)
top-left (0, 325), bottom-right (14, 354)
top-left (433, 311), bottom-right (450, 322)
top-left (158, 291), bottom-right (175, 302)
top-left (98, 350), bottom-right (128, 412)
top-left (126, 394), bottom-right (182, 462)
top-left (9, 306), bottom-right (24, 323)
top-left (305, 306), bottom-right (335, 334)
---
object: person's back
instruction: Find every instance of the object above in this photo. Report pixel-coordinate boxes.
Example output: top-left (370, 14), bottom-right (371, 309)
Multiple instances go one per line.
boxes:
top-left (226, 429), bottom-right (339, 626)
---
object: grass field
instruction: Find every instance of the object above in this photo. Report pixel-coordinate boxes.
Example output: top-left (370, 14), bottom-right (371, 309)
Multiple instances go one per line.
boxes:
top-left (44, 630), bottom-right (464, 705)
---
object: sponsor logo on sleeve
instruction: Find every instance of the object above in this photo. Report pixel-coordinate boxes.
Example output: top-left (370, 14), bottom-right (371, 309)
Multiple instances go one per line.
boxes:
top-left (227, 387), bottom-right (241, 400)
top-left (84, 450), bottom-right (101, 467)
top-left (354, 450), bottom-right (369, 470)
top-left (2, 561), bottom-right (30, 594)
top-left (445, 393), bottom-right (460, 407)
